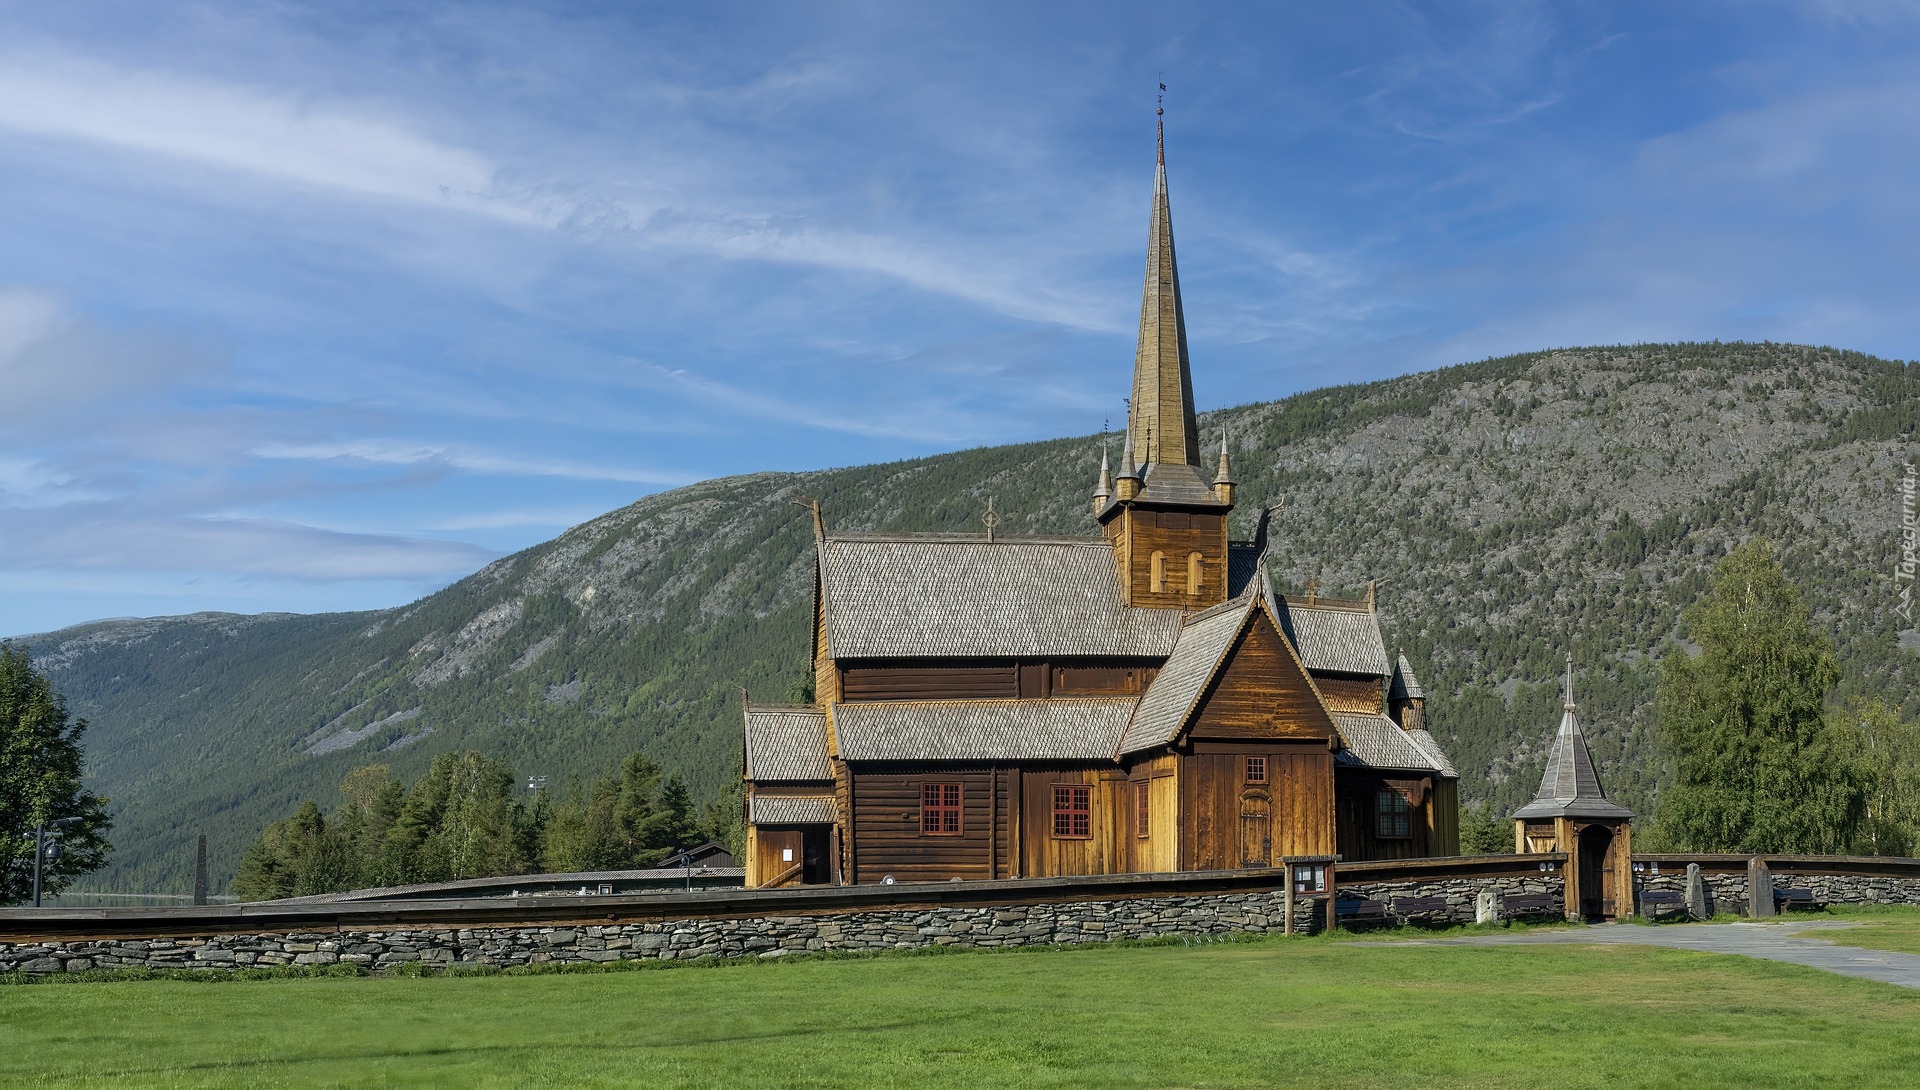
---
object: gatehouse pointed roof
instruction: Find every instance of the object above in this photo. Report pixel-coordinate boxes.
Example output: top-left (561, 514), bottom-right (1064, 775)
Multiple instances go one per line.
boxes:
top-left (1512, 654), bottom-right (1634, 821)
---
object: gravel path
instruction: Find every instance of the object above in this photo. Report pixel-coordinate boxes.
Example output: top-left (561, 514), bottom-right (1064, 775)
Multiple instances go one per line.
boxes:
top-left (1363, 920), bottom-right (1920, 990)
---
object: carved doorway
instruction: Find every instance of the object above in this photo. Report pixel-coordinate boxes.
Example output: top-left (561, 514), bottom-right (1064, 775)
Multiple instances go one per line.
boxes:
top-left (1240, 792), bottom-right (1271, 868)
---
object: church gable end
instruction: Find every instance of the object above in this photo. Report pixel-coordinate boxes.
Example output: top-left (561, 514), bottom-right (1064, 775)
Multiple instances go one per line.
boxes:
top-left (1186, 609), bottom-right (1336, 742)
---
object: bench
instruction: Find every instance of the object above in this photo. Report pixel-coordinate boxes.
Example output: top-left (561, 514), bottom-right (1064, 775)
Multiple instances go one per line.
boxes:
top-left (1501, 893), bottom-right (1560, 921)
top-left (1390, 896), bottom-right (1454, 926)
top-left (1774, 887), bottom-right (1827, 913)
top-left (1638, 889), bottom-right (1689, 921)
top-left (1334, 897), bottom-right (1390, 929)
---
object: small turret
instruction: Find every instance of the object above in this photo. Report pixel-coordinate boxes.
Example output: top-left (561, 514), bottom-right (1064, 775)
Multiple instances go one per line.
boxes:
top-left (1114, 434), bottom-right (1142, 502)
top-left (1212, 426), bottom-right (1235, 505)
top-left (1092, 445), bottom-right (1114, 514)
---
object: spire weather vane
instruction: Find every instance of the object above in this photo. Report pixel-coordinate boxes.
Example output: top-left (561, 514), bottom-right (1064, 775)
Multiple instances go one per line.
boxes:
top-left (1157, 79), bottom-right (1165, 116)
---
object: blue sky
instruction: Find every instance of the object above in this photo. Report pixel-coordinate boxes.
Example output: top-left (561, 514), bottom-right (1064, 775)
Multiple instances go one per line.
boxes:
top-left (3, 1), bottom-right (1918, 636)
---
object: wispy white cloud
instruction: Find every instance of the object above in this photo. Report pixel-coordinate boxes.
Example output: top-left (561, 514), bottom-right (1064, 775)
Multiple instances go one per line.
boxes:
top-left (250, 439), bottom-right (698, 487)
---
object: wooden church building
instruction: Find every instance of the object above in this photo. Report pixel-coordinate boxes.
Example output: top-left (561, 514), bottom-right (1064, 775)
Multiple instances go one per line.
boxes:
top-left (740, 122), bottom-right (1460, 888)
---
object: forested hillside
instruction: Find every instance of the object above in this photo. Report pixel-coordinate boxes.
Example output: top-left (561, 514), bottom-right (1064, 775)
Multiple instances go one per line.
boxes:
top-left (20, 343), bottom-right (1919, 892)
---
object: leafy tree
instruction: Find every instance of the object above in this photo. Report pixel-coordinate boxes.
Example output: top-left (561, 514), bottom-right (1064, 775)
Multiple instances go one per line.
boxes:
top-left (1652, 541), bottom-right (1863, 852)
top-left (0, 642), bottom-right (111, 904)
top-left (1834, 698), bottom-right (1920, 856)
top-left (1456, 802), bottom-right (1512, 856)
top-left (386, 751), bottom-right (533, 882)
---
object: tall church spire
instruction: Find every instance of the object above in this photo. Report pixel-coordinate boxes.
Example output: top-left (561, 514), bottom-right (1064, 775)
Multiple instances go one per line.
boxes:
top-left (1129, 117), bottom-right (1200, 469)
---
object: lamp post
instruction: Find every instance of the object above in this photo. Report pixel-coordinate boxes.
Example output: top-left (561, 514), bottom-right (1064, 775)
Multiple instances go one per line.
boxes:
top-left (30, 817), bottom-right (83, 908)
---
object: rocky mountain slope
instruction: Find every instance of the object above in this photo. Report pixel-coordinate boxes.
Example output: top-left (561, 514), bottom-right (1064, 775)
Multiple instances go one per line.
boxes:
top-left (22, 343), bottom-right (1918, 891)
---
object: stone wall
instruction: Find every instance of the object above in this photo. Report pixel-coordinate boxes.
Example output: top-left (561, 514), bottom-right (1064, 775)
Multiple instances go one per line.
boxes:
top-left (1336, 873), bottom-right (1562, 924)
top-left (1634, 871), bottom-right (1750, 917)
top-left (1, 890), bottom-right (1312, 976)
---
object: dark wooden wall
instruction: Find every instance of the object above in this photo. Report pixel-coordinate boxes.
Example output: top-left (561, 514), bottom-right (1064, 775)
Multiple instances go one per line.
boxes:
top-left (847, 766), bottom-right (1009, 884)
top-left (1336, 771), bottom-right (1458, 861)
top-left (836, 659), bottom-right (1161, 702)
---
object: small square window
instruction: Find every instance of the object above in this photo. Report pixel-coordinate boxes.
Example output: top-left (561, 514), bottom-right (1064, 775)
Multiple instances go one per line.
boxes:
top-left (1245, 756), bottom-right (1267, 784)
top-left (1375, 789), bottom-right (1412, 839)
top-left (1052, 784), bottom-right (1092, 839)
top-left (921, 782), bottom-right (963, 836)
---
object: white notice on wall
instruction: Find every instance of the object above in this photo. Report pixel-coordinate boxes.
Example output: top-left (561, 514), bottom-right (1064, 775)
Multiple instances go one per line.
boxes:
top-left (782, 848), bottom-right (794, 861)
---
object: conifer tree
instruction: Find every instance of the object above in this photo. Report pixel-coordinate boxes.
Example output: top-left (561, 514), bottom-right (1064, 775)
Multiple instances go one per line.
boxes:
top-left (0, 642), bottom-right (111, 904)
top-left (1652, 541), bottom-right (1862, 852)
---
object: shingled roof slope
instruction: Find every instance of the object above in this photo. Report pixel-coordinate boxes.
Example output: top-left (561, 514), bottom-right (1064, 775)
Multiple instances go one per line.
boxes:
top-left (748, 795), bottom-right (838, 824)
top-left (1118, 596), bottom-right (1252, 754)
top-left (1331, 712), bottom-right (1452, 774)
top-left (1275, 597), bottom-right (1392, 676)
top-left (833, 698), bottom-right (1136, 762)
top-left (743, 706), bottom-right (831, 782)
top-left (1512, 696), bottom-right (1633, 820)
top-left (1389, 653), bottom-right (1425, 701)
top-left (819, 535), bottom-right (1183, 659)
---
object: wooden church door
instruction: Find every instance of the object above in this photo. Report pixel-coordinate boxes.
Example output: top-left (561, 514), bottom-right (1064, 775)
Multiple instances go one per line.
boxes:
top-left (1240, 792), bottom-right (1271, 867)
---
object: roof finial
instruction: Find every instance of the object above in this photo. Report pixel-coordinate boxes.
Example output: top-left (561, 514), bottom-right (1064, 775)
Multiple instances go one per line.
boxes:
top-left (1214, 425), bottom-right (1233, 484)
top-left (1093, 443), bottom-right (1114, 510)
top-left (1564, 650), bottom-right (1575, 709)
top-left (982, 496), bottom-right (1001, 543)
top-left (1156, 80), bottom-right (1166, 162)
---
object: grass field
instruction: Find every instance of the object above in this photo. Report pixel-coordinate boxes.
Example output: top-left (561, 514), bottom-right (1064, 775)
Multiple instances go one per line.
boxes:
top-left (5, 927), bottom-right (1920, 1089)
top-left (1817, 905), bottom-right (1920, 955)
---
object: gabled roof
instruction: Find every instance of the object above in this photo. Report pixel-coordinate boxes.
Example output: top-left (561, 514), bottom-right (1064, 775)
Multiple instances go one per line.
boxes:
top-left (748, 795), bottom-right (838, 825)
top-left (1274, 595), bottom-right (1392, 677)
top-left (1389, 653), bottom-right (1424, 701)
top-left (1118, 595), bottom-right (1255, 755)
top-left (1513, 659), bottom-right (1634, 820)
top-left (819, 535), bottom-right (1183, 659)
top-left (743, 705), bottom-right (832, 782)
top-left (833, 698), bottom-right (1137, 762)
top-left (1401, 728), bottom-right (1457, 777)
top-left (1332, 712), bottom-right (1454, 775)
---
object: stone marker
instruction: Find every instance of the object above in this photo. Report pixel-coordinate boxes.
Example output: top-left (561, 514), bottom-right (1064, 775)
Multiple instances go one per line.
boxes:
top-left (1475, 888), bottom-right (1497, 924)
top-left (1748, 858), bottom-right (1776, 919)
top-left (1685, 863), bottom-right (1708, 920)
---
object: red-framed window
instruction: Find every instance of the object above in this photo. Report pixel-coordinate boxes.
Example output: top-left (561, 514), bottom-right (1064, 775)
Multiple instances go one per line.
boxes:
top-left (1375, 789), bottom-right (1412, 839)
top-left (1245, 755), bottom-right (1268, 784)
top-left (1135, 780), bottom-right (1150, 839)
top-left (1052, 784), bottom-right (1092, 839)
top-left (921, 782), bottom-right (962, 836)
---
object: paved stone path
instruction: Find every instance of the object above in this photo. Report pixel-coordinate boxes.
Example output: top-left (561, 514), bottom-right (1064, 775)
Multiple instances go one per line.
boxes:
top-left (1367, 920), bottom-right (1920, 990)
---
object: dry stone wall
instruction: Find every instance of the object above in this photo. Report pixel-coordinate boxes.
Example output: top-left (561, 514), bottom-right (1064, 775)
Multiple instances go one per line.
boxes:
top-left (1336, 873), bottom-right (1562, 923)
top-left (1, 890), bottom-right (1308, 976)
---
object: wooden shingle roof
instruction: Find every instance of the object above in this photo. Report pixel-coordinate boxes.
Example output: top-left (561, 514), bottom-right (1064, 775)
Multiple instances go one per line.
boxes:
top-left (743, 705), bottom-right (831, 782)
top-left (1331, 712), bottom-right (1453, 774)
top-left (819, 535), bottom-right (1183, 659)
top-left (748, 795), bottom-right (838, 824)
top-left (1512, 684), bottom-right (1633, 820)
top-left (832, 697), bottom-right (1137, 762)
top-left (1274, 596), bottom-right (1392, 677)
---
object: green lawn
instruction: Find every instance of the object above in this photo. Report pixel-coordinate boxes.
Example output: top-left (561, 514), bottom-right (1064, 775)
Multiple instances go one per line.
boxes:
top-left (1813, 905), bottom-right (1920, 955)
top-left (4, 933), bottom-right (1919, 1089)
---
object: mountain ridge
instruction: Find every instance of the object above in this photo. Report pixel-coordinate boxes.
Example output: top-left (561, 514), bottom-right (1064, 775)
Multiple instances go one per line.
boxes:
top-left (21, 341), bottom-right (1918, 891)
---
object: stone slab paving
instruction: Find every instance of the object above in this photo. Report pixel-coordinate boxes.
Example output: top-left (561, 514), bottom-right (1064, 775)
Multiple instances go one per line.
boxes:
top-left (1364, 920), bottom-right (1920, 991)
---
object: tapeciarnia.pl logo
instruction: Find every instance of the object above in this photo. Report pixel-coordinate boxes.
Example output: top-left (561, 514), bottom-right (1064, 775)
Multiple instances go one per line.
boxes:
top-left (1898, 461), bottom-right (1917, 623)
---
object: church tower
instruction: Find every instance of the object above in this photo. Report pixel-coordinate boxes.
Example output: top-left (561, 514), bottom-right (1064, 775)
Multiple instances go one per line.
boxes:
top-left (1096, 117), bottom-right (1233, 608)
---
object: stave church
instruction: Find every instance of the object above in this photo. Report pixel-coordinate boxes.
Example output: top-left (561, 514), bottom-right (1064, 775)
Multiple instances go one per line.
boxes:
top-left (739, 120), bottom-right (1461, 888)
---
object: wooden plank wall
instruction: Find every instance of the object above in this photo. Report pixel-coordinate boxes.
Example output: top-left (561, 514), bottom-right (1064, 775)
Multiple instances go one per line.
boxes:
top-left (1335, 771), bottom-right (1442, 861)
top-left (1187, 612), bottom-right (1336, 741)
top-left (849, 767), bottom-right (997, 884)
top-left (1103, 506), bottom-right (1229, 609)
top-left (1017, 767), bottom-right (1128, 878)
top-left (1179, 745), bottom-right (1333, 870)
top-left (1126, 755), bottom-right (1178, 872)
top-left (841, 662), bottom-right (1017, 700)
top-left (835, 659), bottom-right (1161, 702)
